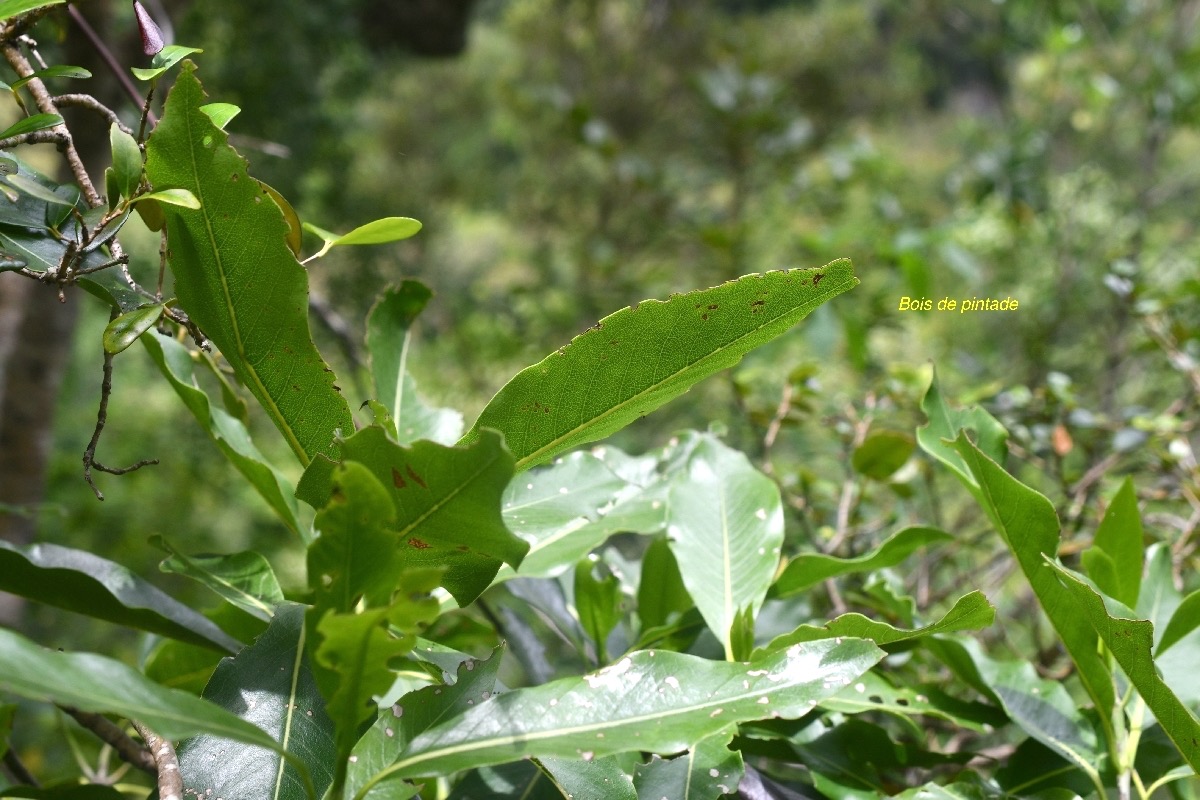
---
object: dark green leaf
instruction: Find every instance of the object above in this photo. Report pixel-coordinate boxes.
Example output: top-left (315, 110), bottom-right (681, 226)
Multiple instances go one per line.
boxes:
top-left (820, 670), bottom-right (1007, 733)
top-left (0, 627), bottom-right (281, 747)
top-left (462, 260), bottom-right (858, 471)
top-left (758, 591), bottom-right (994, 654)
top-left (772, 526), bottom-right (952, 598)
top-left (154, 537), bottom-right (284, 622)
top-left (637, 536), bottom-right (691, 631)
top-left (1048, 560), bottom-right (1200, 772)
top-left (299, 426), bottom-right (526, 605)
top-left (101, 302), bottom-right (163, 354)
top-left (177, 604), bottom-right (333, 800)
top-left (9, 65), bottom-right (91, 90)
top-left (143, 334), bottom-right (304, 536)
top-left (575, 556), bottom-right (623, 664)
top-left (352, 638), bottom-right (883, 793)
top-left (145, 63), bottom-right (353, 466)
top-left (538, 755), bottom-right (637, 800)
top-left (0, 540), bottom-right (240, 652)
top-left (1159, 587), bottom-right (1200, 655)
top-left (851, 430), bottom-right (915, 480)
top-left (0, 786), bottom-right (125, 799)
top-left (108, 123), bottom-right (142, 201)
top-left (447, 762), bottom-right (558, 800)
top-left (666, 433), bottom-right (783, 658)
top-left (4, 173), bottom-right (73, 206)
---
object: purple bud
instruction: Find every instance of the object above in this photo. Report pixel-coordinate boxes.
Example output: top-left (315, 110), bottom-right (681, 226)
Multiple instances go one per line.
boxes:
top-left (133, 1), bottom-right (165, 56)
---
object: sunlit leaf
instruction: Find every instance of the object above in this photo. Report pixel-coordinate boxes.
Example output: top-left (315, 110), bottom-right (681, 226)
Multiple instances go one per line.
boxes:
top-left (101, 302), bottom-right (164, 354)
top-left (303, 217), bottom-right (422, 260)
top-left (772, 526), bottom-right (952, 598)
top-left (462, 260), bottom-right (857, 471)
top-left (1080, 477), bottom-right (1143, 608)
top-left (132, 45), bottom-right (202, 80)
top-left (145, 63), bottom-right (353, 466)
top-left (633, 726), bottom-right (742, 799)
top-left (0, 112), bottom-right (62, 140)
top-left (10, 65), bottom-right (91, 91)
top-left (0, 0), bottom-right (64, 22)
top-left (154, 536), bottom-right (284, 622)
top-left (134, 187), bottom-right (199, 209)
top-left (199, 102), bottom-right (241, 129)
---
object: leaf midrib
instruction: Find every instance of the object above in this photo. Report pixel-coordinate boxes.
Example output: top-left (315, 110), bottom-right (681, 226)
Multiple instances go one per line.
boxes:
top-left (513, 273), bottom-right (857, 470)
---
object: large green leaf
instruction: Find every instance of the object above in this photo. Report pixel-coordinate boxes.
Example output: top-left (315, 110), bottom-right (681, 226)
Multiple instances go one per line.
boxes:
top-left (665, 433), bottom-right (783, 659)
top-left (771, 526), bottom-right (953, 598)
top-left (916, 367), bottom-right (1008, 497)
top-left (757, 591), bottom-right (995, 654)
top-left (537, 756), bottom-right (637, 800)
top-left (1048, 560), bottom-right (1200, 773)
top-left (176, 604), bottom-right (334, 800)
top-left (1080, 477), bottom-right (1144, 609)
top-left (633, 726), bottom-right (742, 800)
top-left (0, 627), bottom-right (281, 748)
top-left (820, 670), bottom-right (1006, 733)
top-left (461, 260), bottom-right (857, 470)
top-left (143, 333), bottom-right (304, 535)
top-left (366, 282), bottom-right (463, 446)
top-left (0, 540), bottom-right (239, 652)
top-left (503, 450), bottom-right (664, 578)
top-left (0, 0), bottom-right (64, 22)
top-left (144, 62), bottom-right (353, 465)
top-left (299, 426), bottom-right (526, 604)
top-left (352, 638), bottom-right (883, 796)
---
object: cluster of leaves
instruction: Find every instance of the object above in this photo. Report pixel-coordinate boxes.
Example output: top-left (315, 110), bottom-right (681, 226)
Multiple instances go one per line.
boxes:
top-left (1, 4), bottom-right (1199, 800)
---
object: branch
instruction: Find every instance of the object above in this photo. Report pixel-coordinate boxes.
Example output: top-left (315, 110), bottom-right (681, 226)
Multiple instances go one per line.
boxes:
top-left (59, 706), bottom-right (155, 775)
top-left (53, 93), bottom-right (135, 134)
top-left (131, 721), bottom-right (182, 800)
top-left (0, 129), bottom-right (66, 149)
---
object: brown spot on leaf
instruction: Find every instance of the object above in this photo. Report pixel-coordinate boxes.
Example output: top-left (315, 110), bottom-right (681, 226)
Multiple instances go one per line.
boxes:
top-left (408, 537), bottom-right (430, 550)
top-left (392, 468), bottom-right (407, 489)
top-left (407, 464), bottom-right (428, 489)
top-left (812, 272), bottom-right (824, 287)
top-left (708, 304), bottom-right (718, 310)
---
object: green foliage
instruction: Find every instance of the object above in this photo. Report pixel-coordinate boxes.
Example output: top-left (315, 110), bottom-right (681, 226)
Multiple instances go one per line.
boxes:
top-left (3, 4), bottom-right (1200, 799)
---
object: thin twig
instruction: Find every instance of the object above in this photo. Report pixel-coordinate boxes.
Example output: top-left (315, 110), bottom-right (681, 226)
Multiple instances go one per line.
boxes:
top-left (60, 707), bottom-right (155, 775)
top-left (0, 129), bottom-right (66, 149)
top-left (52, 93), bottom-right (135, 134)
top-left (131, 721), bottom-right (182, 800)
top-left (83, 311), bottom-right (159, 499)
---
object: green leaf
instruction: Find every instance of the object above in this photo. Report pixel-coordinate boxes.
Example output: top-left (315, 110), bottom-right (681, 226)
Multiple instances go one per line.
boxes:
top-left (134, 187), bottom-right (200, 209)
top-left (308, 462), bottom-right (407, 614)
top-left (154, 537), bottom-right (284, 622)
top-left (446, 763), bottom-right (558, 800)
top-left (664, 433), bottom-right (783, 659)
top-left (504, 450), bottom-right (663, 579)
top-left (757, 591), bottom-right (995, 654)
top-left (851, 430), bottom-right (915, 480)
top-left (200, 101), bottom-right (241, 130)
top-left (0, 540), bottom-right (240, 652)
top-left (352, 638), bottom-right (883, 795)
top-left (0, 112), bottom-right (62, 140)
top-left (298, 426), bottom-right (526, 605)
top-left (366, 282), bottom-right (463, 446)
top-left (311, 572), bottom-right (442, 797)
top-left (177, 604), bottom-right (332, 800)
top-left (108, 123), bottom-right (142, 201)
top-left (347, 645), bottom-right (505, 800)
top-left (538, 756), bottom-right (637, 800)
top-left (1159, 587), bottom-right (1200, 655)
top-left (303, 217), bottom-right (422, 260)
top-left (0, 786), bottom-right (126, 799)
top-left (633, 726), bottom-right (742, 799)
top-left (1080, 477), bottom-right (1143, 608)
top-left (9, 65), bottom-right (91, 90)
top-left (0, 627), bottom-right (281, 747)
top-left (4, 172), bottom-right (73, 206)
top-left (101, 302), bottom-right (164, 354)
top-left (142, 334), bottom-right (304, 536)
top-left (144, 62), bottom-right (353, 466)
top-left (0, 0), bottom-right (63, 22)
top-left (948, 433), bottom-right (1116, 738)
top-left (1048, 559), bottom-right (1200, 772)
top-left (575, 556), bottom-right (623, 664)
top-left (772, 526), bottom-right (952, 598)
top-left (916, 366), bottom-right (1008, 496)
top-left (131, 45), bottom-right (203, 80)
top-left (462, 259), bottom-right (858, 471)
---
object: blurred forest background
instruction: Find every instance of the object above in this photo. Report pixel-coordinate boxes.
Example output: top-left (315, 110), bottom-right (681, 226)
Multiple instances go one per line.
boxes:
top-left (2, 0), bottom-right (1199, 740)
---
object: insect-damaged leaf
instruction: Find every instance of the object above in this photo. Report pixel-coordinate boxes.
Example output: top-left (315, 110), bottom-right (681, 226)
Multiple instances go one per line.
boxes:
top-left (145, 62), bottom-right (352, 466)
top-left (461, 260), bottom-right (857, 471)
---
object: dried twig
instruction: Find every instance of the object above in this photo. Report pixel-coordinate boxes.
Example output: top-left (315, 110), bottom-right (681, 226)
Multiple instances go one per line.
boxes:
top-left (131, 721), bottom-right (182, 800)
top-left (60, 706), bottom-right (155, 775)
top-left (53, 93), bottom-right (135, 133)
